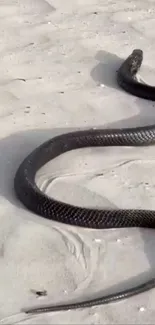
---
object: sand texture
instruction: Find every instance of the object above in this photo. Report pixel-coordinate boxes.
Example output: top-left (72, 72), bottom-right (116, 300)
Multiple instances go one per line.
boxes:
top-left (0, 0), bottom-right (155, 324)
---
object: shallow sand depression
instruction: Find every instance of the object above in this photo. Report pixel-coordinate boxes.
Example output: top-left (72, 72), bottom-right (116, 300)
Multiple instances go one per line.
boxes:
top-left (0, 0), bottom-right (155, 324)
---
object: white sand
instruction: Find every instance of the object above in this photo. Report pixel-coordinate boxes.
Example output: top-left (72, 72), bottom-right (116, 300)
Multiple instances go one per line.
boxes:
top-left (0, 0), bottom-right (155, 324)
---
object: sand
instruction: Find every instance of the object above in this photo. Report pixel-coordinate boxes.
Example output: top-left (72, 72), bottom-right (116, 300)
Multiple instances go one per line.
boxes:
top-left (0, 0), bottom-right (155, 324)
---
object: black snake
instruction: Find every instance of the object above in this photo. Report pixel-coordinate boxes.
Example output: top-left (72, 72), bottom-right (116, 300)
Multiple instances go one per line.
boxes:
top-left (14, 49), bottom-right (155, 315)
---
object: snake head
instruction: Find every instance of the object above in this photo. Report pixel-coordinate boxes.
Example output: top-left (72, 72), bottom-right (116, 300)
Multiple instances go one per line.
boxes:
top-left (130, 49), bottom-right (143, 75)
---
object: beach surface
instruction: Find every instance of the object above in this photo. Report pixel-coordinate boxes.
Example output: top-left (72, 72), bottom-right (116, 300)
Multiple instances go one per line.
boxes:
top-left (0, 0), bottom-right (155, 324)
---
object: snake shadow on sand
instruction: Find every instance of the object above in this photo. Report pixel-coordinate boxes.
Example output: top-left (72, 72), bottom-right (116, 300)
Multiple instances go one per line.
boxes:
top-left (0, 50), bottom-right (155, 310)
top-left (91, 50), bottom-right (155, 128)
top-left (0, 126), bottom-right (155, 309)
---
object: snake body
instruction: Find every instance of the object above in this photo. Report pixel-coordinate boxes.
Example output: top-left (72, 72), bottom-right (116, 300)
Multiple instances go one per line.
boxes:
top-left (14, 49), bottom-right (155, 314)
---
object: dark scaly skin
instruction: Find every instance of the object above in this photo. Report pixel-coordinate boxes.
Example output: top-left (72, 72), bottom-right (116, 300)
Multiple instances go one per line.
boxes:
top-left (14, 49), bottom-right (155, 315)
top-left (117, 49), bottom-right (155, 99)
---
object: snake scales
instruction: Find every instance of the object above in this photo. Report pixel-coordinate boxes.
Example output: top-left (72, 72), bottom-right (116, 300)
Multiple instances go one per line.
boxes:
top-left (14, 49), bottom-right (155, 314)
